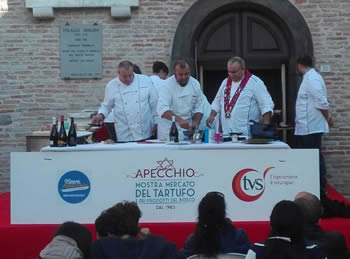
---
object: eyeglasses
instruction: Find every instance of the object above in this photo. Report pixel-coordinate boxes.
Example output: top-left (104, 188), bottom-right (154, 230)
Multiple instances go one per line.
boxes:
top-left (207, 191), bottom-right (225, 198)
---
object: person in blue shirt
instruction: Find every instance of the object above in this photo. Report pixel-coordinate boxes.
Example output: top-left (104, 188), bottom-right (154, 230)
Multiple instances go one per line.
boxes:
top-left (246, 200), bottom-right (326, 259)
top-left (182, 191), bottom-right (250, 257)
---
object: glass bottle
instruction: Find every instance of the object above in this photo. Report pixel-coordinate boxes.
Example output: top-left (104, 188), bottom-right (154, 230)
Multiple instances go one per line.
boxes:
top-left (169, 115), bottom-right (179, 143)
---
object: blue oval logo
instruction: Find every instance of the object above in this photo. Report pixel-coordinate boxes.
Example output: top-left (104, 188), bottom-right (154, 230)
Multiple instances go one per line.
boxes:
top-left (58, 170), bottom-right (90, 204)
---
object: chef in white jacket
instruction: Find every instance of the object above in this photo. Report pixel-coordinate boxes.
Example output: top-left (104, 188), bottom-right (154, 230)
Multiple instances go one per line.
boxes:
top-left (92, 61), bottom-right (158, 142)
top-left (206, 56), bottom-right (273, 136)
top-left (157, 60), bottom-right (204, 141)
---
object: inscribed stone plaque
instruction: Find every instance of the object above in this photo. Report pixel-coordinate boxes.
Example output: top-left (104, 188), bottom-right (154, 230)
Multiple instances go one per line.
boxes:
top-left (60, 24), bottom-right (102, 79)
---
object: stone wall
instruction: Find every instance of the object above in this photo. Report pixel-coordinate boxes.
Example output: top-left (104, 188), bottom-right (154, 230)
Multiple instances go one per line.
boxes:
top-left (0, 0), bottom-right (349, 197)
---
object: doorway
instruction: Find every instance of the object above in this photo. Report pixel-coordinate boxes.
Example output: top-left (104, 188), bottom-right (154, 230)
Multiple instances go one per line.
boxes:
top-left (171, 0), bottom-right (313, 146)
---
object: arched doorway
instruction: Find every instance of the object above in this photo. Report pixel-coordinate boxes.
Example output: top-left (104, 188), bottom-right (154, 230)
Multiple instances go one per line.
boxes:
top-left (171, 0), bottom-right (313, 145)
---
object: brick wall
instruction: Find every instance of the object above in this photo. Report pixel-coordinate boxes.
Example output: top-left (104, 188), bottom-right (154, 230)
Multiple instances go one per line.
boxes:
top-left (0, 0), bottom-right (349, 198)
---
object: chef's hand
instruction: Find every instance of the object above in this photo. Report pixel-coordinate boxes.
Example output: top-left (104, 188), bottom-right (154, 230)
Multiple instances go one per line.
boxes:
top-left (178, 118), bottom-right (190, 129)
top-left (206, 115), bottom-right (214, 128)
top-left (191, 121), bottom-right (199, 131)
top-left (152, 124), bottom-right (157, 137)
top-left (327, 117), bottom-right (334, 127)
top-left (91, 114), bottom-right (104, 125)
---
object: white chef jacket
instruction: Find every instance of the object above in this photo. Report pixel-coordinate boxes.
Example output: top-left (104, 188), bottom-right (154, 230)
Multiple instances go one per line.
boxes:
top-left (211, 75), bottom-right (273, 136)
top-left (295, 68), bottom-right (329, 135)
top-left (150, 75), bottom-right (166, 93)
top-left (98, 73), bottom-right (159, 141)
top-left (198, 92), bottom-right (212, 131)
top-left (157, 75), bottom-right (204, 141)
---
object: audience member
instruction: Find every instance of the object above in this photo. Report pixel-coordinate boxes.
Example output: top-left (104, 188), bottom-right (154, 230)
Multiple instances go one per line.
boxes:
top-left (246, 200), bottom-right (326, 259)
top-left (90, 201), bottom-right (185, 259)
top-left (37, 221), bottom-right (92, 259)
top-left (182, 192), bottom-right (250, 257)
top-left (295, 192), bottom-right (350, 259)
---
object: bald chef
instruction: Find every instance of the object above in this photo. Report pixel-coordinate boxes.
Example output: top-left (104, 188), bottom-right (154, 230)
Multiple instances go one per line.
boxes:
top-left (206, 56), bottom-right (273, 136)
top-left (92, 61), bottom-right (158, 142)
top-left (157, 60), bottom-right (204, 141)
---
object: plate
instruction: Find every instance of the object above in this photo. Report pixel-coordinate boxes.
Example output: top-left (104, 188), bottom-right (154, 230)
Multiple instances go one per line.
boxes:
top-left (244, 138), bottom-right (272, 144)
top-left (166, 141), bottom-right (191, 145)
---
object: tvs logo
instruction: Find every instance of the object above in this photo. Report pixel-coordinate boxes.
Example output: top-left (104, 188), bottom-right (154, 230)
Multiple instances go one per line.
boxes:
top-left (232, 167), bottom-right (274, 202)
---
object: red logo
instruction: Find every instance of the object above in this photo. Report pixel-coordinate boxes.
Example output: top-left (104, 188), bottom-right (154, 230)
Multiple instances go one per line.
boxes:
top-left (232, 167), bottom-right (274, 202)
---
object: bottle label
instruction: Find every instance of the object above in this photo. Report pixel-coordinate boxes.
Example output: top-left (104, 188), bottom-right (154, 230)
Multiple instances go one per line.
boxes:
top-left (57, 140), bottom-right (66, 146)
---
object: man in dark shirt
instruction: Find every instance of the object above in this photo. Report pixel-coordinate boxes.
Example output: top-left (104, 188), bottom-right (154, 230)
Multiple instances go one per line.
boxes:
top-left (294, 192), bottom-right (350, 259)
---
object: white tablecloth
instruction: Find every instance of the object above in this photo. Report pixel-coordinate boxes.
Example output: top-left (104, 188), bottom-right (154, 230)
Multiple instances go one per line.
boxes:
top-left (41, 140), bottom-right (289, 152)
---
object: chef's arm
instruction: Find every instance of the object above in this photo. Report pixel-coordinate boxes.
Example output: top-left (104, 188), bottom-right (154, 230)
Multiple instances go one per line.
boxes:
top-left (262, 111), bottom-right (272, 124)
top-left (319, 109), bottom-right (334, 127)
top-left (161, 111), bottom-right (190, 129)
top-left (206, 110), bottom-right (217, 127)
top-left (192, 112), bottom-right (203, 130)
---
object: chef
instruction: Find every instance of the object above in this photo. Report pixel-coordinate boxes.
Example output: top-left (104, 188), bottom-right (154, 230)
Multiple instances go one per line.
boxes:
top-left (157, 60), bottom-right (204, 141)
top-left (92, 61), bottom-right (158, 142)
top-left (206, 56), bottom-right (273, 136)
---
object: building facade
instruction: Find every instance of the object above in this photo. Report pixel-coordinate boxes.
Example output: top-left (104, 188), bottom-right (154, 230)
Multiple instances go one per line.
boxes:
top-left (0, 0), bottom-right (349, 196)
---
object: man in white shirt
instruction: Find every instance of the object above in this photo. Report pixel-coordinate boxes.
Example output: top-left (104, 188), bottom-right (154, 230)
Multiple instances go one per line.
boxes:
top-left (206, 56), bottom-right (273, 136)
top-left (295, 55), bottom-right (333, 195)
top-left (92, 61), bottom-right (158, 142)
top-left (157, 60), bottom-right (204, 141)
top-left (150, 61), bottom-right (169, 93)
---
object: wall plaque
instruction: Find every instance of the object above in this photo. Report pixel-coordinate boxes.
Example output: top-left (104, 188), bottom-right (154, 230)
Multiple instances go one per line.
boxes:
top-left (60, 24), bottom-right (102, 79)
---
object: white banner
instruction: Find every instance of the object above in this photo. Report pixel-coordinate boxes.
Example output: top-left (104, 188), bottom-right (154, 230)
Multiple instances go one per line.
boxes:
top-left (11, 149), bottom-right (319, 224)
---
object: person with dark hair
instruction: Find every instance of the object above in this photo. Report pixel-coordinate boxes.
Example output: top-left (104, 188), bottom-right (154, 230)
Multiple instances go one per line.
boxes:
top-left (91, 201), bottom-right (185, 259)
top-left (246, 200), bottom-right (326, 259)
top-left (182, 192), bottom-right (250, 258)
top-left (37, 221), bottom-right (92, 259)
top-left (150, 61), bottom-right (169, 93)
top-left (92, 61), bottom-right (158, 142)
top-left (157, 59), bottom-right (204, 141)
top-left (206, 56), bottom-right (273, 136)
top-left (152, 61), bottom-right (169, 79)
top-left (133, 64), bottom-right (142, 75)
top-left (295, 54), bottom-right (333, 196)
top-left (294, 192), bottom-right (350, 259)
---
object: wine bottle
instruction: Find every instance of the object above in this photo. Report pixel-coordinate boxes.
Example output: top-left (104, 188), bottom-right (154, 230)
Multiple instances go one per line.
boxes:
top-left (67, 117), bottom-right (77, 146)
top-left (57, 115), bottom-right (67, 147)
top-left (169, 115), bottom-right (179, 143)
top-left (49, 116), bottom-right (58, 147)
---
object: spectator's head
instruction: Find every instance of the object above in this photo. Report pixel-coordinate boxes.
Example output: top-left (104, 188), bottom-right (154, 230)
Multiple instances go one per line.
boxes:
top-left (95, 201), bottom-right (142, 238)
top-left (54, 222), bottom-right (92, 257)
top-left (118, 61), bottom-right (134, 85)
top-left (173, 60), bottom-right (190, 87)
top-left (193, 192), bottom-right (232, 256)
top-left (263, 201), bottom-right (306, 259)
top-left (227, 56), bottom-right (245, 82)
top-left (269, 200), bottom-right (304, 242)
top-left (152, 61), bottom-right (169, 79)
top-left (133, 64), bottom-right (142, 74)
top-left (197, 191), bottom-right (227, 226)
top-left (39, 221), bottom-right (92, 259)
top-left (294, 192), bottom-right (322, 225)
top-left (296, 55), bottom-right (313, 74)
